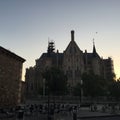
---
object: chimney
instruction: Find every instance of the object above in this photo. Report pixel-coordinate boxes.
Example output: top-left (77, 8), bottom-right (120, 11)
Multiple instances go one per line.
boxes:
top-left (85, 49), bottom-right (87, 53)
top-left (71, 30), bottom-right (74, 41)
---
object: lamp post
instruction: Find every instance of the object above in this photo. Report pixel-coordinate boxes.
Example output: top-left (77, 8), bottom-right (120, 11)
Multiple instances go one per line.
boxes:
top-left (80, 79), bottom-right (83, 103)
top-left (47, 81), bottom-right (50, 120)
top-left (43, 78), bottom-right (45, 96)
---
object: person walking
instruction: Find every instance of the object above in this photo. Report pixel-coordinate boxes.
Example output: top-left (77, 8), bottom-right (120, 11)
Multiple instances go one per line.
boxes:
top-left (73, 106), bottom-right (77, 120)
top-left (16, 106), bottom-right (24, 120)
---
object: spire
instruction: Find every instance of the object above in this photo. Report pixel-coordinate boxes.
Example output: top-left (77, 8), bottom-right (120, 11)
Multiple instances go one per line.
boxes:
top-left (93, 38), bottom-right (96, 53)
top-left (71, 30), bottom-right (75, 41)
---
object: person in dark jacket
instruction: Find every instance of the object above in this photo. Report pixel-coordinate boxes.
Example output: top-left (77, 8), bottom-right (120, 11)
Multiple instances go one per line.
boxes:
top-left (73, 106), bottom-right (77, 120)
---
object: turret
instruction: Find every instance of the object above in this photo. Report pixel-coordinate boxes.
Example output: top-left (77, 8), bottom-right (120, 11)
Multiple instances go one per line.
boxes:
top-left (71, 30), bottom-right (75, 41)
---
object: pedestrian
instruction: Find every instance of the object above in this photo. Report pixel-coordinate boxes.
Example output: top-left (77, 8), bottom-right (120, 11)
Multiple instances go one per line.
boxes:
top-left (29, 105), bottom-right (34, 114)
top-left (73, 106), bottom-right (77, 120)
top-left (94, 104), bottom-right (97, 111)
top-left (16, 107), bottom-right (24, 120)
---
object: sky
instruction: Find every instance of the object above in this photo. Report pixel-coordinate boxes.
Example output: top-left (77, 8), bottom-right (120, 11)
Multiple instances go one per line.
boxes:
top-left (0, 0), bottom-right (120, 80)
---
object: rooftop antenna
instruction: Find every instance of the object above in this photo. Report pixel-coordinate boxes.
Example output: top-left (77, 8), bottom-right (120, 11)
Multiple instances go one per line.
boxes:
top-left (93, 38), bottom-right (95, 46)
top-left (48, 37), bottom-right (50, 42)
top-left (92, 31), bottom-right (98, 46)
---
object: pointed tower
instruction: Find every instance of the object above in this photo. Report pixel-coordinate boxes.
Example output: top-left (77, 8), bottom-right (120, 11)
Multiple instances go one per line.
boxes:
top-left (91, 38), bottom-right (101, 75)
top-left (93, 38), bottom-right (96, 54)
top-left (63, 30), bottom-right (84, 90)
top-left (92, 38), bottom-right (100, 58)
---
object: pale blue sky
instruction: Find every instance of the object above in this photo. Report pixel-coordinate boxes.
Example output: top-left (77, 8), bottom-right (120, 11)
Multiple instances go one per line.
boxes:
top-left (0, 0), bottom-right (120, 80)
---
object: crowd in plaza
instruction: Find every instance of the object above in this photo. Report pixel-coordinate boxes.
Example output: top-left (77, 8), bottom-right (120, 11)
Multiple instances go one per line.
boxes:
top-left (0, 103), bottom-right (77, 120)
top-left (0, 102), bottom-right (120, 120)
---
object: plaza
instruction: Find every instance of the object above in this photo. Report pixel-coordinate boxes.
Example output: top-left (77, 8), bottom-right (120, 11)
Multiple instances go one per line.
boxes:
top-left (1, 103), bottom-right (120, 120)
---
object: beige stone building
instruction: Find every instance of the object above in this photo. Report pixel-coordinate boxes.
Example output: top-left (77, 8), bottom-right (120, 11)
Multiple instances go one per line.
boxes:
top-left (63, 31), bottom-right (84, 86)
top-left (25, 30), bottom-right (114, 96)
top-left (0, 46), bottom-right (25, 107)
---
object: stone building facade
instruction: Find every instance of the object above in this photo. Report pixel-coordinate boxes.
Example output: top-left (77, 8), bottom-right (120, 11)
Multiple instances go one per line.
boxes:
top-left (0, 46), bottom-right (25, 107)
top-left (25, 30), bottom-right (114, 96)
top-left (103, 57), bottom-right (114, 80)
top-left (63, 31), bottom-right (84, 87)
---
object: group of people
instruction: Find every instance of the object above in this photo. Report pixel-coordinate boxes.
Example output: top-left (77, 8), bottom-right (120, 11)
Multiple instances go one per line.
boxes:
top-left (1, 103), bottom-right (120, 120)
top-left (19, 103), bottom-right (78, 120)
top-left (0, 103), bottom-right (78, 120)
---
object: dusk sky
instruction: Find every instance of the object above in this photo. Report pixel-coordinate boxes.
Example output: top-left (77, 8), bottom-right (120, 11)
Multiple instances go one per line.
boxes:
top-left (0, 0), bottom-right (120, 80)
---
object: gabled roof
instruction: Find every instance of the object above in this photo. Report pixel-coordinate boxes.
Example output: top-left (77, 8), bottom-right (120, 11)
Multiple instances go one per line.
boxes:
top-left (84, 53), bottom-right (93, 59)
top-left (40, 52), bottom-right (63, 59)
top-left (0, 46), bottom-right (25, 62)
top-left (65, 40), bottom-right (81, 52)
top-left (83, 52), bottom-right (100, 59)
top-left (64, 30), bottom-right (82, 53)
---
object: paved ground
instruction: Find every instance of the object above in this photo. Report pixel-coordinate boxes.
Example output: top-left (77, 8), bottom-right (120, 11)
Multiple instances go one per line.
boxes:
top-left (80, 116), bottom-right (120, 120)
top-left (1, 105), bottom-right (120, 120)
top-left (1, 111), bottom-right (120, 120)
top-left (54, 109), bottom-right (120, 120)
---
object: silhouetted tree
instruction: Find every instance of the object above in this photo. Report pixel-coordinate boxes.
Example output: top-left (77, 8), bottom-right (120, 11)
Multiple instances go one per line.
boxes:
top-left (82, 72), bottom-right (108, 97)
top-left (108, 80), bottom-right (120, 100)
top-left (42, 67), bottom-right (68, 95)
top-left (72, 83), bottom-right (81, 96)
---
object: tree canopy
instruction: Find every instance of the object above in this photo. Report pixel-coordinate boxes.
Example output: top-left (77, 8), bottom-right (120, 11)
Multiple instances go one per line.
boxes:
top-left (81, 72), bottom-right (108, 97)
top-left (42, 67), bottom-right (68, 95)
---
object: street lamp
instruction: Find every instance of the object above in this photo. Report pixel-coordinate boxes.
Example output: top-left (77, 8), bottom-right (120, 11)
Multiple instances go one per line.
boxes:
top-left (43, 78), bottom-right (45, 96)
top-left (80, 79), bottom-right (83, 103)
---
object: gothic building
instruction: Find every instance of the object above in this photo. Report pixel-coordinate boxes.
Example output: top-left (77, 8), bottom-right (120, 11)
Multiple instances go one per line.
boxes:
top-left (25, 30), bottom-right (114, 96)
